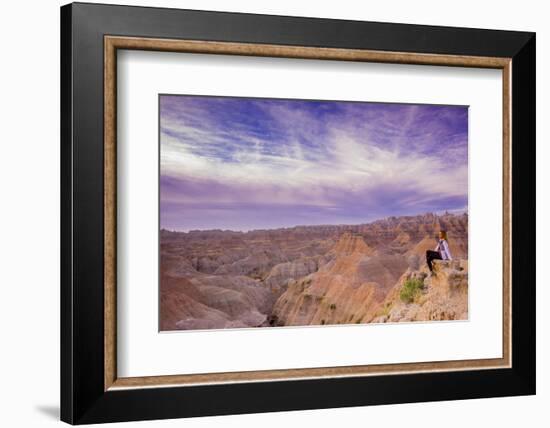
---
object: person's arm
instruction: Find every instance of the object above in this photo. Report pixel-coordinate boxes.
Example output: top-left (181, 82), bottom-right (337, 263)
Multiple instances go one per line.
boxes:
top-left (443, 240), bottom-right (452, 260)
top-left (434, 240), bottom-right (441, 252)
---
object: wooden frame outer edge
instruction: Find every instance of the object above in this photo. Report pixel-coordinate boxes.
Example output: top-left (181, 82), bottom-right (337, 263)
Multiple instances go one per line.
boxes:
top-left (502, 62), bottom-right (512, 369)
top-left (104, 36), bottom-right (512, 391)
top-left (105, 36), bottom-right (511, 68)
top-left (104, 37), bottom-right (117, 390)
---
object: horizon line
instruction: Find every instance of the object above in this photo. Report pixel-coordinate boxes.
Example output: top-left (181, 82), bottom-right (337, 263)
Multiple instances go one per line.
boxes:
top-left (161, 210), bottom-right (468, 234)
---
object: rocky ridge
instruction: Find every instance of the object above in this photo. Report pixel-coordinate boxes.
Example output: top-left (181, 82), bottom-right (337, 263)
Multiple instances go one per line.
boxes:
top-left (372, 259), bottom-right (468, 323)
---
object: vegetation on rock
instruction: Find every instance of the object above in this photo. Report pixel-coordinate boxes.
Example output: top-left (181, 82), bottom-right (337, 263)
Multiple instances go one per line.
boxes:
top-left (399, 278), bottom-right (425, 303)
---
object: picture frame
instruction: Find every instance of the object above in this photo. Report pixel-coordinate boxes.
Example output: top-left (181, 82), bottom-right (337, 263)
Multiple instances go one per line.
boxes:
top-left (60, 2), bottom-right (535, 424)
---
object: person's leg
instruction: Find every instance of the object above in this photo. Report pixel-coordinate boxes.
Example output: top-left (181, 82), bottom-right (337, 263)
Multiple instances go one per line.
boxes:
top-left (426, 250), bottom-right (432, 271)
top-left (426, 250), bottom-right (441, 272)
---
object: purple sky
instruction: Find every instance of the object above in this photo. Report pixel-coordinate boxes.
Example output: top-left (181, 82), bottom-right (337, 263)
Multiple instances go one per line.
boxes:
top-left (160, 95), bottom-right (468, 232)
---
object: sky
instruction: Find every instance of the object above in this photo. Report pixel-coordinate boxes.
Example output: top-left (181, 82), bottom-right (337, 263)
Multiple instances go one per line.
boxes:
top-left (160, 95), bottom-right (468, 232)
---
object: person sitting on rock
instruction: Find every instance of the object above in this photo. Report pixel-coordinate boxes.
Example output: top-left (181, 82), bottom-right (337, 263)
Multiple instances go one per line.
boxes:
top-left (426, 230), bottom-right (452, 272)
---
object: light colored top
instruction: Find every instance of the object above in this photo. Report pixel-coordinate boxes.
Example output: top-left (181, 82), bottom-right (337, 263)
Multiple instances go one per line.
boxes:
top-left (435, 239), bottom-right (452, 260)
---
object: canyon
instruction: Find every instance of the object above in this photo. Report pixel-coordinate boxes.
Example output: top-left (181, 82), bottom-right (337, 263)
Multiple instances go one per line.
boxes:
top-left (160, 212), bottom-right (468, 331)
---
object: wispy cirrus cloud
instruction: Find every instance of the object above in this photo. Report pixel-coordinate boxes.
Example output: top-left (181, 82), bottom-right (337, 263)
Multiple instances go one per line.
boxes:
top-left (160, 95), bottom-right (468, 231)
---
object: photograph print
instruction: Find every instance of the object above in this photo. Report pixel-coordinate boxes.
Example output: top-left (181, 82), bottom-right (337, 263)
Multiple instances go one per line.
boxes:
top-left (159, 95), bottom-right (469, 331)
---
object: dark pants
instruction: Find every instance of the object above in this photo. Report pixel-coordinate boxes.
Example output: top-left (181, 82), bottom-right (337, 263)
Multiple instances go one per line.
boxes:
top-left (426, 250), bottom-right (442, 272)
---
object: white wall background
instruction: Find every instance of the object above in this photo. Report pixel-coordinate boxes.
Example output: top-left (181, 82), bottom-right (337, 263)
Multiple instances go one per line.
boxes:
top-left (0, 1), bottom-right (545, 427)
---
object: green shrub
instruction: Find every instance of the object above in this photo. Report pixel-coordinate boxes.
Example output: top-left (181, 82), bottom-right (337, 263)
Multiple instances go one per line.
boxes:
top-left (399, 278), bottom-right (424, 303)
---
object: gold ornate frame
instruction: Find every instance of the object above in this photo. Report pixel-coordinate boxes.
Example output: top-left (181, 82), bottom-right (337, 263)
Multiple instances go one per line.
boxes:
top-left (103, 35), bottom-right (512, 391)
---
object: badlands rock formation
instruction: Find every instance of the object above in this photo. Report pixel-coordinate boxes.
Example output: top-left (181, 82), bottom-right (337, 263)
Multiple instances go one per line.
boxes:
top-left (160, 212), bottom-right (468, 330)
top-left (271, 233), bottom-right (407, 326)
top-left (371, 259), bottom-right (468, 323)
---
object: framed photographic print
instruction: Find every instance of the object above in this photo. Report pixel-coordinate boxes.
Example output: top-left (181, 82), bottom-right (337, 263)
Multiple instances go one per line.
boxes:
top-left (60, 2), bottom-right (536, 424)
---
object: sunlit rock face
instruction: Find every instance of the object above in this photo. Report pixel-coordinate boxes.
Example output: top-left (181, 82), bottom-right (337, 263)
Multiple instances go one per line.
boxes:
top-left (272, 232), bottom-right (407, 327)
